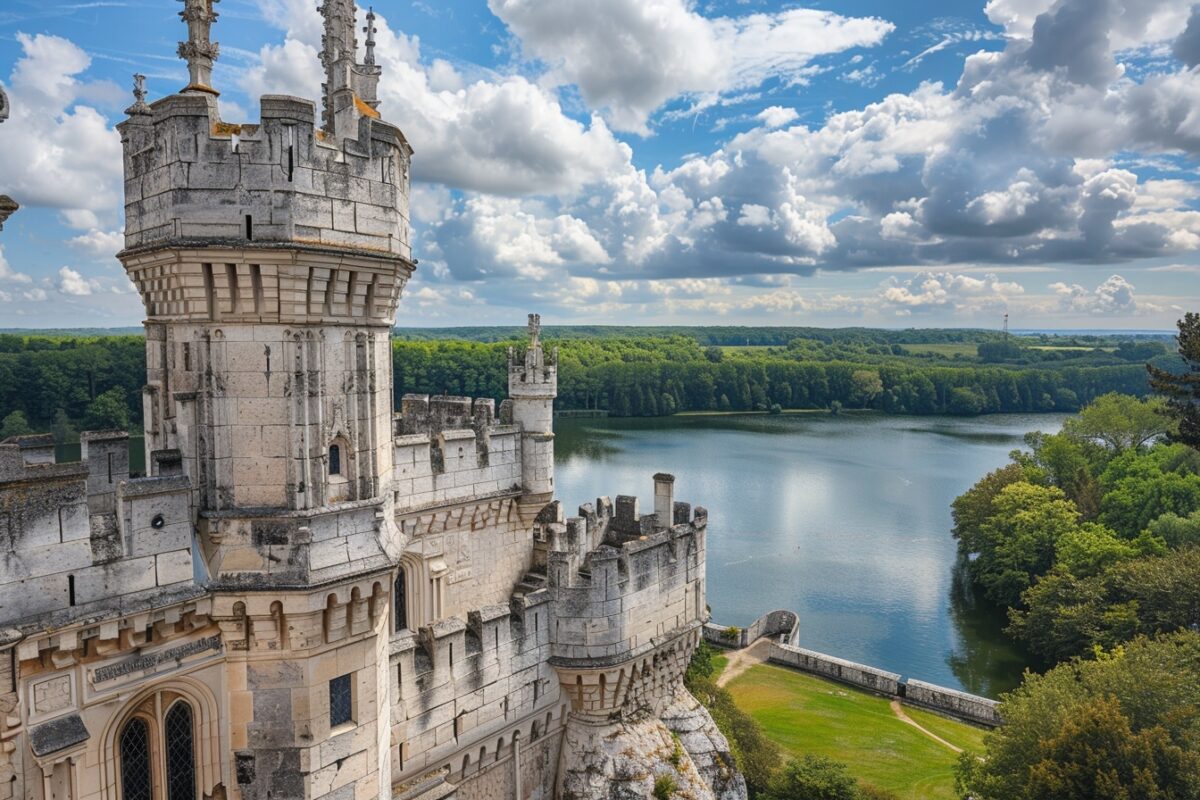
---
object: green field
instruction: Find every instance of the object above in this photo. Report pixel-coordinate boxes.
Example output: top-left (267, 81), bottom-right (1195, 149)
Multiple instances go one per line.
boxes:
top-left (725, 664), bottom-right (988, 799)
top-left (901, 343), bottom-right (979, 357)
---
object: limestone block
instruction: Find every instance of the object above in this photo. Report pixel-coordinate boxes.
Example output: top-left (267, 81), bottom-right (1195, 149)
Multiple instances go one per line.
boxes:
top-left (155, 550), bottom-right (193, 585)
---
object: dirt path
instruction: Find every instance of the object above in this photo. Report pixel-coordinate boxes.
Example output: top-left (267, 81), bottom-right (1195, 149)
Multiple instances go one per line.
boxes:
top-left (889, 700), bottom-right (962, 753)
top-left (716, 639), bottom-right (773, 687)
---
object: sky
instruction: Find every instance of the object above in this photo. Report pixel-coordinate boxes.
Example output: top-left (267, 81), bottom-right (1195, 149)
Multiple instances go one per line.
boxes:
top-left (0, 0), bottom-right (1198, 330)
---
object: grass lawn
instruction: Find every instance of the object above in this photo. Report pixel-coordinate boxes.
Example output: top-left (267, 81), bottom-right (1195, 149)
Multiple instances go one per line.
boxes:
top-left (725, 664), bottom-right (988, 800)
top-left (711, 654), bottom-right (729, 674)
top-left (901, 343), bottom-right (979, 357)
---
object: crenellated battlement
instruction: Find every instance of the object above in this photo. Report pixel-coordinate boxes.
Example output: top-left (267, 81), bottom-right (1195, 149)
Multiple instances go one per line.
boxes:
top-left (0, 432), bottom-right (200, 630)
top-left (396, 394), bottom-right (496, 436)
top-left (119, 92), bottom-right (412, 258)
top-left (542, 474), bottom-right (708, 670)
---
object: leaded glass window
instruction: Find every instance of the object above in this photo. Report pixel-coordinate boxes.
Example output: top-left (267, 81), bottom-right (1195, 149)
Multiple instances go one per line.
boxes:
top-left (330, 673), bottom-right (353, 727)
top-left (120, 717), bottom-right (152, 800)
top-left (395, 570), bottom-right (407, 631)
top-left (329, 444), bottom-right (341, 475)
top-left (165, 702), bottom-right (196, 800)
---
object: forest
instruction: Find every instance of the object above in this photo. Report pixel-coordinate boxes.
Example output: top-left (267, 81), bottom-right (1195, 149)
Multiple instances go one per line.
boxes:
top-left (0, 327), bottom-right (1177, 440)
top-left (947, 313), bottom-right (1200, 800)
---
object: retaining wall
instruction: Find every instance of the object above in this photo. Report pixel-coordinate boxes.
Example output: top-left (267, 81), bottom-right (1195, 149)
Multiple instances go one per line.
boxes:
top-left (903, 679), bottom-right (1002, 726)
top-left (768, 644), bottom-right (902, 695)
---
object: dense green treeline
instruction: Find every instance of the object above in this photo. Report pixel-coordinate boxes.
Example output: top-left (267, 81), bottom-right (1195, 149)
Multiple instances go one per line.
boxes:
top-left (392, 336), bottom-right (1156, 417)
top-left (0, 335), bottom-right (144, 439)
top-left (0, 329), bottom-right (1174, 441)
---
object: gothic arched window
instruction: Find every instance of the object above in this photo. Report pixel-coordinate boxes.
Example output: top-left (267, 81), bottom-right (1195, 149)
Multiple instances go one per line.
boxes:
top-left (116, 696), bottom-right (198, 800)
top-left (329, 444), bottom-right (341, 475)
top-left (165, 702), bottom-right (196, 800)
top-left (119, 717), bottom-right (152, 800)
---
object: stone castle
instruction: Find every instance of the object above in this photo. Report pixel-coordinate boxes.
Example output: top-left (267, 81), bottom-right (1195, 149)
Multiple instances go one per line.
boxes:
top-left (0, 3), bottom-right (743, 799)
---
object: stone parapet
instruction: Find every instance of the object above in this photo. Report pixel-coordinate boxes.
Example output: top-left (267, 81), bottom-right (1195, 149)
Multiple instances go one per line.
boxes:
top-left (118, 92), bottom-right (412, 260)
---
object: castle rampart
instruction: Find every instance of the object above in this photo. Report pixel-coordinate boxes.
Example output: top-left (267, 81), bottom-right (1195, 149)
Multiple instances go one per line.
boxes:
top-left (0, 5), bottom-right (738, 798)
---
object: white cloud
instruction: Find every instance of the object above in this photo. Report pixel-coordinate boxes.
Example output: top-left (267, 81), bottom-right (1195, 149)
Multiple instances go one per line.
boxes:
top-left (241, 0), bottom-right (629, 196)
top-left (985, 0), bottom-right (1192, 50)
top-left (880, 271), bottom-right (1024, 314)
top-left (57, 266), bottom-right (98, 296)
top-left (68, 229), bottom-right (123, 261)
top-left (1050, 274), bottom-right (1142, 314)
top-left (0, 34), bottom-right (122, 227)
top-left (0, 245), bottom-right (32, 284)
top-left (489, 0), bottom-right (893, 132)
top-left (756, 106), bottom-right (799, 129)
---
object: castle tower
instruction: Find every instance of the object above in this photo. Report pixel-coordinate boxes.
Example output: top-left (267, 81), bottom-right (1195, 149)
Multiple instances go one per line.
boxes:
top-left (508, 313), bottom-right (557, 502)
top-left (116, 4), bottom-right (412, 798)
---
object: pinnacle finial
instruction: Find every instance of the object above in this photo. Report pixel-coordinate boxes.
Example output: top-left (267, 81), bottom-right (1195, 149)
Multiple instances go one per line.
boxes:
top-left (125, 73), bottom-right (151, 115)
top-left (528, 313), bottom-right (542, 345)
top-left (0, 85), bottom-right (9, 124)
top-left (364, 7), bottom-right (378, 66)
top-left (178, 0), bottom-right (220, 94)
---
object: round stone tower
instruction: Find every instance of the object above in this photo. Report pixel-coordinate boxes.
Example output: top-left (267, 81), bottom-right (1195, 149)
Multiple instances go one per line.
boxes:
top-left (115, 4), bottom-right (413, 798)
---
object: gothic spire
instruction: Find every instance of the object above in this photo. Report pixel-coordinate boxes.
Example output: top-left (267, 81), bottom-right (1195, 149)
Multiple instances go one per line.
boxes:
top-left (363, 7), bottom-right (378, 67)
top-left (319, 0), bottom-right (357, 133)
top-left (178, 0), bottom-right (220, 94)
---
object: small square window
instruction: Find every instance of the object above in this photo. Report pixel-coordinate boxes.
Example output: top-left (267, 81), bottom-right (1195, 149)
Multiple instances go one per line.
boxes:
top-left (330, 674), bottom-right (353, 728)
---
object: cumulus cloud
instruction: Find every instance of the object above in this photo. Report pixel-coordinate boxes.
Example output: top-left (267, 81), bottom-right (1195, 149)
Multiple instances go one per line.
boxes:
top-left (879, 271), bottom-right (1024, 315)
top-left (1050, 274), bottom-right (1142, 314)
top-left (68, 229), bottom-right (123, 262)
top-left (240, 0), bottom-right (629, 196)
top-left (756, 106), bottom-right (799, 129)
top-left (489, 0), bottom-right (893, 133)
top-left (0, 34), bottom-right (122, 227)
top-left (57, 266), bottom-right (98, 296)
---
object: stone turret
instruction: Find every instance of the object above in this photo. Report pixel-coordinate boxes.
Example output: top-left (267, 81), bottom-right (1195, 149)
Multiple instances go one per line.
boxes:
top-left (508, 313), bottom-right (557, 501)
top-left (112, 6), bottom-right (411, 798)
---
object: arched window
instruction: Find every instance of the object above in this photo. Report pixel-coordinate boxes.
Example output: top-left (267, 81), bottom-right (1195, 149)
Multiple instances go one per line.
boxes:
top-left (329, 444), bottom-right (341, 475)
top-left (394, 569), bottom-right (407, 632)
top-left (115, 697), bottom-right (197, 800)
top-left (119, 718), bottom-right (152, 800)
top-left (164, 703), bottom-right (196, 800)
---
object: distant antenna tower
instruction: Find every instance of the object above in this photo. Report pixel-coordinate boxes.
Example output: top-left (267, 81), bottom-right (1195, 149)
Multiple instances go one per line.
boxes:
top-left (1003, 313), bottom-right (1009, 341)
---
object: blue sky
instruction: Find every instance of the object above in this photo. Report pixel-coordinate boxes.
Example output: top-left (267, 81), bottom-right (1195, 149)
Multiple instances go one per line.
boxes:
top-left (0, 0), bottom-right (1198, 329)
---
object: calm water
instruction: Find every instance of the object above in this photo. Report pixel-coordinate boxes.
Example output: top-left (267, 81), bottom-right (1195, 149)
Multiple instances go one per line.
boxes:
top-left (554, 412), bottom-right (1067, 698)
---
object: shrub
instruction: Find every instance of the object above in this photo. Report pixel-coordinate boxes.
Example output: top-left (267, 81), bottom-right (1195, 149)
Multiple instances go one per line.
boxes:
top-left (652, 774), bottom-right (677, 800)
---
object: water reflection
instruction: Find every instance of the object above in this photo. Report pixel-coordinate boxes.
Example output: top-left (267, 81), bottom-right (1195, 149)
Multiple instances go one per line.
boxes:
top-left (554, 411), bottom-right (1064, 698)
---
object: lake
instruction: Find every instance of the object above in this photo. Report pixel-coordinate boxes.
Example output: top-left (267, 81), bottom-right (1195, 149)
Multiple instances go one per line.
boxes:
top-left (554, 411), bottom-right (1067, 698)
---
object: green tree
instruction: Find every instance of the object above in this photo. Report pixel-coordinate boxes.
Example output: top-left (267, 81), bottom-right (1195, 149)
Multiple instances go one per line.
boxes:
top-left (1053, 523), bottom-right (1143, 578)
top-left (951, 463), bottom-right (1033, 556)
top-left (764, 756), bottom-right (860, 800)
top-left (850, 370), bottom-right (883, 408)
top-left (957, 632), bottom-right (1200, 800)
top-left (1098, 444), bottom-right (1200, 539)
top-left (1148, 312), bottom-right (1200, 450)
top-left (0, 410), bottom-right (32, 439)
top-left (1146, 510), bottom-right (1200, 549)
top-left (1011, 548), bottom-right (1200, 662)
top-left (1063, 393), bottom-right (1172, 453)
top-left (973, 482), bottom-right (1083, 607)
top-left (84, 387), bottom-right (130, 430)
top-left (948, 386), bottom-right (985, 415)
top-left (1026, 695), bottom-right (1200, 800)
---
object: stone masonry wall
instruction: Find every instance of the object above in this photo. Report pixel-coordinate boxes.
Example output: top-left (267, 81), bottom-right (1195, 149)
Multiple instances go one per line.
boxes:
top-left (120, 93), bottom-right (412, 259)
